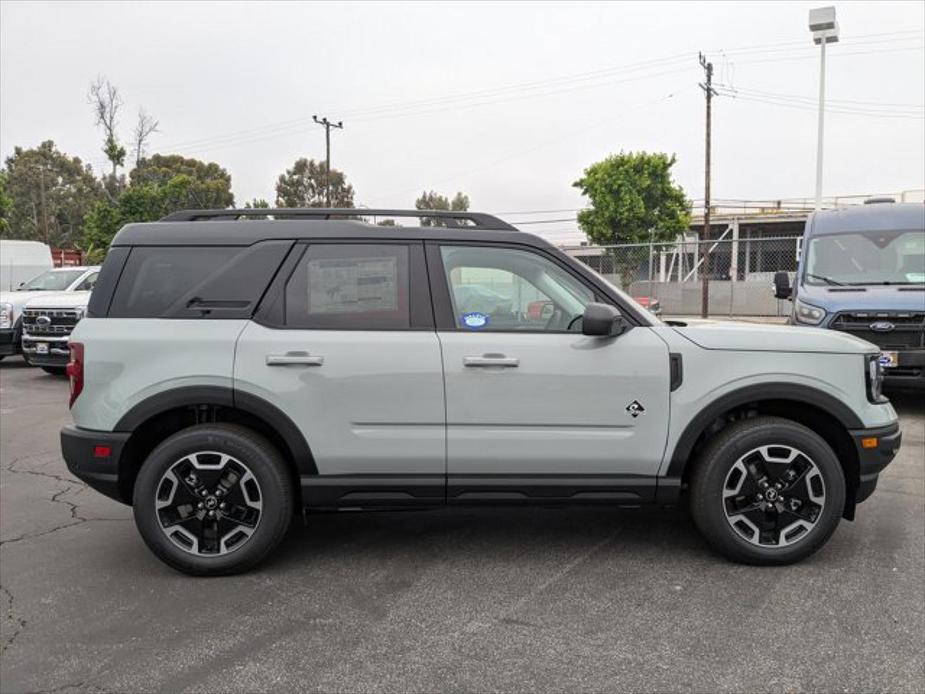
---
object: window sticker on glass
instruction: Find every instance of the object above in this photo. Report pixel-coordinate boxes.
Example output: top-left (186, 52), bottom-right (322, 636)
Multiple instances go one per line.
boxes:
top-left (308, 256), bottom-right (398, 314)
top-left (461, 312), bottom-right (490, 329)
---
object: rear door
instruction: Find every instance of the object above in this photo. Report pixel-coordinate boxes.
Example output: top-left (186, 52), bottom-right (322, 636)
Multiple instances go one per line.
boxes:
top-left (428, 242), bottom-right (671, 503)
top-left (234, 241), bottom-right (446, 505)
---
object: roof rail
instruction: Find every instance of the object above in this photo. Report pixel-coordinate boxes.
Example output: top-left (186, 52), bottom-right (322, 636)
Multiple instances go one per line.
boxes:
top-left (159, 208), bottom-right (517, 231)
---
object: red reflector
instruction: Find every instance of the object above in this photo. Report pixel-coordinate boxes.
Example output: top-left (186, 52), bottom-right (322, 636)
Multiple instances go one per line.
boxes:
top-left (93, 445), bottom-right (111, 458)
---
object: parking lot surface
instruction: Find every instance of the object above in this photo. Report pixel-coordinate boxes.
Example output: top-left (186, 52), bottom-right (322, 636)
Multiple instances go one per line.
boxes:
top-left (1, 358), bottom-right (923, 693)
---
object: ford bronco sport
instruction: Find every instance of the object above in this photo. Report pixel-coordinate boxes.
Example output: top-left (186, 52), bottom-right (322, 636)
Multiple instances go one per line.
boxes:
top-left (60, 209), bottom-right (901, 575)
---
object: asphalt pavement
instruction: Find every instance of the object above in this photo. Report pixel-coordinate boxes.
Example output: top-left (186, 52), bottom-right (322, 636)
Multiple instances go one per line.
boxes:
top-left (1, 357), bottom-right (923, 693)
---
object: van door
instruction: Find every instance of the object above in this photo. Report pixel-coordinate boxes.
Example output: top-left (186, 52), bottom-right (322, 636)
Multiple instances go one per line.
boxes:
top-left (234, 241), bottom-right (445, 506)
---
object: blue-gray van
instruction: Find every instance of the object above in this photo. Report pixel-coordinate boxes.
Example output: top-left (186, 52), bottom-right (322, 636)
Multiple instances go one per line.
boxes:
top-left (774, 201), bottom-right (925, 387)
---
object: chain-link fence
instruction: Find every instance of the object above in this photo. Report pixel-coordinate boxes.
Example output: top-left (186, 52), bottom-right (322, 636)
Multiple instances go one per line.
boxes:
top-left (564, 236), bottom-right (802, 318)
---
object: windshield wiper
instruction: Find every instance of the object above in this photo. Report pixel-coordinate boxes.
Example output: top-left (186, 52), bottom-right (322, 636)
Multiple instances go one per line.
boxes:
top-left (806, 273), bottom-right (845, 286)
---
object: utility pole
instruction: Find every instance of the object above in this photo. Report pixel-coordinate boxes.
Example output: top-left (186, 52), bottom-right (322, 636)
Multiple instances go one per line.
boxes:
top-left (698, 53), bottom-right (717, 319)
top-left (312, 115), bottom-right (343, 206)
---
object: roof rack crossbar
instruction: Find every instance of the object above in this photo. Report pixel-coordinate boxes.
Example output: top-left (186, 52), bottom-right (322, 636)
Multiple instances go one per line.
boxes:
top-left (159, 208), bottom-right (517, 231)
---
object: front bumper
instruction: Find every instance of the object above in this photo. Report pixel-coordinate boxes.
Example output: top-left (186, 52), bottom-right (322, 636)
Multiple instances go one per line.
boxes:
top-left (22, 336), bottom-right (70, 367)
top-left (61, 425), bottom-right (131, 504)
top-left (0, 327), bottom-right (17, 356)
top-left (850, 422), bottom-right (902, 504)
top-left (883, 350), bottom-right (925, 387)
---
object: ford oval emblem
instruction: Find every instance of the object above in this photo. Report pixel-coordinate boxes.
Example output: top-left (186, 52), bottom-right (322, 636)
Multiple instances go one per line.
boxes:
top-left (869, 321), bottom-right (895, 333)
top-left (36, 315), bottom-right (51, 327)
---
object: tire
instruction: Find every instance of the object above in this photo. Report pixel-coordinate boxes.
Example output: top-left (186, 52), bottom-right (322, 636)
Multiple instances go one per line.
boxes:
top-left (133, 423), bottom-right (294, 576)
top-left (689, 416), bottom-right (846, 565)
top-left (41, 366), bottom-right (67, 376)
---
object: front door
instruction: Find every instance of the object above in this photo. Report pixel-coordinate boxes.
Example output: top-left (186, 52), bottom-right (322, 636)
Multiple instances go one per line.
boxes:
top-left (429, 243), bottom-right (671, 503)
top-left (234, 241), bottom-right (445, 505)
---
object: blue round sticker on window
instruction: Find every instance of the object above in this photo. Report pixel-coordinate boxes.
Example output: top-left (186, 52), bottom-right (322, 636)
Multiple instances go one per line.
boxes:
top-left (461, 312), bottom-right (490, 329)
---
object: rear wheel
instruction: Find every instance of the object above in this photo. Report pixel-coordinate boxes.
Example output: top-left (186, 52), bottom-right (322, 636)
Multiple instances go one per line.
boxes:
top-left (41, 366), bottom-right (66, 376)
top-left (689, 416), bottom-right (845, 565)
top-left (133, 424), bottom-right (294, 576)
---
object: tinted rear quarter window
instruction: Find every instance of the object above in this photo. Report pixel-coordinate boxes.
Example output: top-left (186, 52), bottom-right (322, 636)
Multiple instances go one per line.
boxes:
top-left (108, 242), bottom-right (291, 318)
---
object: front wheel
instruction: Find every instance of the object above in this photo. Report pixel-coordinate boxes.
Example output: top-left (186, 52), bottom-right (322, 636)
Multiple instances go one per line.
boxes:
top-left (133, 424), bottom-right (294, 576)
top-left (689, 416), bottom-right (846, 565)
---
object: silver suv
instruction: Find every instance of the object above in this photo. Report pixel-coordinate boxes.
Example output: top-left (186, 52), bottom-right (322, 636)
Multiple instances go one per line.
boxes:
top-left (60, 209), bottom-right (901, 575)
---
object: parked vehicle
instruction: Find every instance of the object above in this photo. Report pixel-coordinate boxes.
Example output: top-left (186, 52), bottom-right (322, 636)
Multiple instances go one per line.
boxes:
top-left (774, 201), bottom-right (925, 387)
top-left (0, 239), bottom-right (53, 292)
top-left (62, 208), bottom-right (900, 575)
top-left (632, 295), bottom-right (663, 317)
top-left (0, 265), bottom-right (99, 362)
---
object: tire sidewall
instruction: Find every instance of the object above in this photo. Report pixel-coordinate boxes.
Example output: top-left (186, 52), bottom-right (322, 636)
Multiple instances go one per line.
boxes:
top-left (692, 419), bottom-right (846, 565)
top-left (133, 425), bottom-right (293, 576)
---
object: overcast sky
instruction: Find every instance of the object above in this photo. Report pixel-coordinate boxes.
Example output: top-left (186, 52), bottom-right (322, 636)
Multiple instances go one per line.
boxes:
top-left (2, 0), bottom-right (923, 243)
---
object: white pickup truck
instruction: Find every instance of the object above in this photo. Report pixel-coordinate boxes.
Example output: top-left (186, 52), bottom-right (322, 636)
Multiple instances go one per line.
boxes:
top-left (0, 266), bottom-right (99, 372)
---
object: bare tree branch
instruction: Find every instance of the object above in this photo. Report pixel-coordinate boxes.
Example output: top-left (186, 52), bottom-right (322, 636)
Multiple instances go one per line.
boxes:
top-left (132, 109), bottom-right (160, 167)
top-left (88, 76), bottom-right (125, 176)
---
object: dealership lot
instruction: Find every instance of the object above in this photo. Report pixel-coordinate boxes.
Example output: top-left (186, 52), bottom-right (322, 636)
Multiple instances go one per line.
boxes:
top-left (0, 359), bottom-right (923, 693)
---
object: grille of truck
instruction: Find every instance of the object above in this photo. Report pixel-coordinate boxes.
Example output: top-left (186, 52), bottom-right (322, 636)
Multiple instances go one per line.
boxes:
top-left (22, 308), bottom-right (81, 337)
top-left (830, 311), bottom-right (925, 351)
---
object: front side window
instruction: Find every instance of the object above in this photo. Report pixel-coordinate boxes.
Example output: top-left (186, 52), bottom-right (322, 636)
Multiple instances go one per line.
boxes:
top-left (73, 272), bottom-right (99, 292)
top-left (18, 269), bottom-right (85, 291)
top-left (439, 245), bottom-right (595, 332)
top-left (285, 244), bottom-right (410, 329)
top-left (805, 229), bottom-right (925, 286)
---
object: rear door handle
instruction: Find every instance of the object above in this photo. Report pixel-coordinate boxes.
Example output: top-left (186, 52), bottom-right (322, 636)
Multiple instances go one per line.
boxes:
top-left (463, 354), bottom-right (519, 368)
top-left (266, 353), bottom-right (324, 366)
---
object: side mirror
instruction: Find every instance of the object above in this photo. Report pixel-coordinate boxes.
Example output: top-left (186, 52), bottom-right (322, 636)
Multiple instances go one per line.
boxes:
top-left (773, 272), bottom-right (792, 300)
top-left (581, 302), bottom-right (626, 337)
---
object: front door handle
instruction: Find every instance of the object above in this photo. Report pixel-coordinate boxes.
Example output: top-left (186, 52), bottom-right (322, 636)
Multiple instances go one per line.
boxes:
top-left (463, 354), bottom-right (519, 368)
top-left (266, 352), bottom-right (324, 366)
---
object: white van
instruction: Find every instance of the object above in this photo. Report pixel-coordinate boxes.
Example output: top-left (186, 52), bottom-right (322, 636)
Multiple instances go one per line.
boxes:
top-left (0, 240), bottom-right (54, 291)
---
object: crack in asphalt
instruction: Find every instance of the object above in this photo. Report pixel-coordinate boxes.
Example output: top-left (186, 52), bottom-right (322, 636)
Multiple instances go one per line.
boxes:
top-left (0, 456), bottom-right (128, 547)
top-left (1, 582), bottom-right (26, 655)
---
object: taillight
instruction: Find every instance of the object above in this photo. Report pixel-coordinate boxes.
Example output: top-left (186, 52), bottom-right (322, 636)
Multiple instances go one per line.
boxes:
top-left (66, 342), bottom-right (84, 408)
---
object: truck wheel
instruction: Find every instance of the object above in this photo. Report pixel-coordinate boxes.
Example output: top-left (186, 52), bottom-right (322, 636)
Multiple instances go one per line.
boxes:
top-left (689, 416), bottom-right (845, 565)
top-left (133, 424), bottom-right (294, 576)
top-left (41, 366), bottom-right (67, 376)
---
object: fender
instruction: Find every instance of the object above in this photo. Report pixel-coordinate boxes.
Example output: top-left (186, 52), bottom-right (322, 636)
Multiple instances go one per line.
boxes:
top-left (664, 382), bottom-right (863, 478)
top-left (115, 385), bottom-right (317, 475)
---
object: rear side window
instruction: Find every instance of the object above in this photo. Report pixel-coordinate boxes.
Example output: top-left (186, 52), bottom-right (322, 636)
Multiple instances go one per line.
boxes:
top-left (284, 244), bottom-right (410, 329)
top-left (108, 242), bottom-right (291, 318)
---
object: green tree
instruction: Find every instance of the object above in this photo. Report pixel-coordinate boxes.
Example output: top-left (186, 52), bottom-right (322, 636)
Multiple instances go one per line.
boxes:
top-left (130, 154), bottom-right (235, 209)
top-left (275, 158), bottom-right (354, 208)
top-left (0, 171), bottom-right (12, 235)
top-left (244, 198), bottom-right (271, 208)
top-left (573, 151), bottom-right (690, 287)
top-left (81, 157), bottom-right (235, 249)
top-left (414, 190), bottom-right (470, 226)
top-left (1, 141), bottom-right (102, 246)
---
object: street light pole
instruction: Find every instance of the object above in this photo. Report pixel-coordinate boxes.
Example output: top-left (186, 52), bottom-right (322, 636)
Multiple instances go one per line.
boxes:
top-left (809, 6), bottom-right (839, 212)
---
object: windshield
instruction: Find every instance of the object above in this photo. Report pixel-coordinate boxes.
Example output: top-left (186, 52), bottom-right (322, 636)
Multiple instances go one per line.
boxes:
top-left (804, 229), bottom-right (925, 286)
top-left (18, 269), bottom-right (85, 291)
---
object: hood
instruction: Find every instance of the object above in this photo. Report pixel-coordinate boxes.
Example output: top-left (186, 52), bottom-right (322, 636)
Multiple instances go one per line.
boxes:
top-left (0, 290), bottom-right (54, 313)
top-left (797, 283), bottom-right (925, 313)
top-left (24, 291), bottom-right (91, 310)
top-left (672, 321), bottom-right (875, 354)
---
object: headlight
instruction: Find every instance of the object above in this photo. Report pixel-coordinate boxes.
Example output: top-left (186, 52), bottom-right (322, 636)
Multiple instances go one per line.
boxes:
top-left (794, 298), bottom-right (826, 325)
top-left (73, 306), bottom-right (87, 321)
top-left (866, 354), bottom-right (885, 403)
top-left (0, 302), bottom-right (12, 330)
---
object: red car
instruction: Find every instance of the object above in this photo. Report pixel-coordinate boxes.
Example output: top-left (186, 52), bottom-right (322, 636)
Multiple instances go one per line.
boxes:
top-left (632, 296), bottom-right (662, 316)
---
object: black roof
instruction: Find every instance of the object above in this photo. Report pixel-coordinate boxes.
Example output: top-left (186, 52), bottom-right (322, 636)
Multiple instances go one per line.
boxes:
top-left (111, 208), bottom-right (545, 247)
